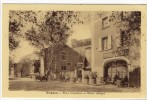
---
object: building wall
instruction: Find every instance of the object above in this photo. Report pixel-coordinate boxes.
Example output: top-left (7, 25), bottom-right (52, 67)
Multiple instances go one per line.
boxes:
top-left (72, 41), bottom-right (92, 83)
top-left (73, 45), bottom-right (91, 66)
top-left (85, 47), bottom-right (91, 66)
top-left (91, 11), bottom-right (141, 84)
top-left (92, 12), bottom-right (119, 77)
top-left (44, 45), bottom-right (82, 74)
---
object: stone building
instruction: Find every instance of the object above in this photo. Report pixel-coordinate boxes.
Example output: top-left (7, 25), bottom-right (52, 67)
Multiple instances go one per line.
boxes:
top-left (72, 39), bottom-right (91, 83)
top-left (40, 39), bottom-right (92, 82)
top-left (91, 11), bottom-right (141, 87)
top-left (42, 44), bottom-right (83, 79)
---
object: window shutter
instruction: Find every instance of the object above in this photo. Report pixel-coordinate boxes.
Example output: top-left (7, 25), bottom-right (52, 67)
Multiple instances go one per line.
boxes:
top-left (108, 35), bottom-right (112, 50)
top-left (107, 16), bottom-right (110, 26)
top-left (99, 38), bottom-right (102, 51)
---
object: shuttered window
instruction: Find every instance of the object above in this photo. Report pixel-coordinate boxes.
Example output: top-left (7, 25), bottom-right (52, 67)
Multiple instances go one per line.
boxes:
top-left (99, 35), bottom-right (112, 51)
top-left (108, 35), bottom-right (112, 49)
top-left (102, 16), bottom-right (110, 29)
top-left (102, 37), bottom-right (108, 50)
top-left (99, 38), bottom-right (102, 51)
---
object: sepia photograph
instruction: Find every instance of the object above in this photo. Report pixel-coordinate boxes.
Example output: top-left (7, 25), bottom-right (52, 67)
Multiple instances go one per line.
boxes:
top-left (2, 4), bottom-right (146, 98)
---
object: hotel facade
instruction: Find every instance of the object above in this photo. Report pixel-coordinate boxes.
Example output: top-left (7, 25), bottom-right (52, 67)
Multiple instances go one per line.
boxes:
top-left (91, 12), bottom-right (140, 87)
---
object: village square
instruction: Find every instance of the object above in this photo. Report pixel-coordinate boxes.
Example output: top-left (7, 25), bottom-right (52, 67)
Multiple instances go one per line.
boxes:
top-left (9, 11), bottom-right (141, 92)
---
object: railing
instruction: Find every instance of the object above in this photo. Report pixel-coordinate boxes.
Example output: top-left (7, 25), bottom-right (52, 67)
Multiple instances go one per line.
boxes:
top-left (103, 49), bottom-right (129, 59)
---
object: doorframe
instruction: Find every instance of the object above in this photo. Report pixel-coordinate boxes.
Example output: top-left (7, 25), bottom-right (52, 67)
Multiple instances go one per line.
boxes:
top-left (102, 57), bottom-right (131, 86)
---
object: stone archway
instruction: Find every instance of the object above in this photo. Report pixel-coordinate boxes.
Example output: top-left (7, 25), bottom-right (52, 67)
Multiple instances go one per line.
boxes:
top-left (102, 57), bottom-right (131, 84)
top-left (103, 57), bottom-right (131, 68)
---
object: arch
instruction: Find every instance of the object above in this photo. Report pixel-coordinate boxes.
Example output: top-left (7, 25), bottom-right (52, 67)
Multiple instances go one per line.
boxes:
top-left (102, 57), bottom-right (131, 82)
top-left (103, 56), bottom-right (131, 69)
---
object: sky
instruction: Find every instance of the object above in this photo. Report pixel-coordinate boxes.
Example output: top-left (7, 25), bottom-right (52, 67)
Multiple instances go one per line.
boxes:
top-left (67, 23), bottom-right (91, 46)
top-left (10, 39), bottom-right (39, 63)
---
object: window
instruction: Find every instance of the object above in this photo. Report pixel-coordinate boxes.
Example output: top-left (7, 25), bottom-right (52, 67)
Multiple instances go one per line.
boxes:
top-left (102, 16), bottom-right (110, 29)
top-left (99, 35), bottom-right (112, 51)
top-left (102, 37), bottom-right (108, 50)
top-left (61, 66), bottom-right (66, 70)
top-left (61, 51), bottom-right (66, 60)
top-left (110, 66), bottom-right (128, 79)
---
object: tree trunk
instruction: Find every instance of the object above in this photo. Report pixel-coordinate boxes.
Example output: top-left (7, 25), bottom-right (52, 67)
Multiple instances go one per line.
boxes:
top-left (20, 67), bottom-right (24, 78)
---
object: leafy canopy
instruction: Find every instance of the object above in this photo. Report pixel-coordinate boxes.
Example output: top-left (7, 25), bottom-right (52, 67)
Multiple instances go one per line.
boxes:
top-left (9, 11), bottom-right (82, 50)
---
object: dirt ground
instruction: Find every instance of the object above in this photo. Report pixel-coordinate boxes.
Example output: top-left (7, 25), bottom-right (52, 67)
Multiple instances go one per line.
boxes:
top-left (9, 78), bottom-right (140, 92)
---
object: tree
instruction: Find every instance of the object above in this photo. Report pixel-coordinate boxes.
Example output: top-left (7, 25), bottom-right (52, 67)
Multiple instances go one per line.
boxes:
top-left (9, 11), bottom-right (83, 74)
top-left (105, 11), bottom-right (140, 45)
top-left (9, 10), bottom-right (39, 73)
top-left (109, 11), bottom-right (141, 68)
top-left (9, 21), bottom-right (20, 51)
top-left (9, 10), bottom-right (38, 51)
top-left (25, 11), bottom-right (82, 49)
top-left (9, 11), bottom-right (82, 50)
top-left (25, 11), bottom-right (83, 73)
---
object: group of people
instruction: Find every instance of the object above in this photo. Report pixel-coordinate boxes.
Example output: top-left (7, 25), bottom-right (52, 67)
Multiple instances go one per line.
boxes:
top-left (59, 73), bottom-right (70, 82)
top-left (104, 74), bottom-right (128, 87)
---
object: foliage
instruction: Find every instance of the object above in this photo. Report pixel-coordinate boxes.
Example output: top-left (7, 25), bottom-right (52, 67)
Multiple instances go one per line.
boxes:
top-left (71, 38), bottom-right (91, 48)
top-left (9, 11), bottom-right (82, 72)
top-left (25, 11), bottom-right (82, 49)
top-left (9, 11), bottom-right (82, 50)
top-left (110, 11), bottom-right (141, 46)
top-left (9, 16), bottom-right (21, 51)
top-left (107, 11), bottom-right (141, 67)
top-left (9, 10), bottom-right (37, 51)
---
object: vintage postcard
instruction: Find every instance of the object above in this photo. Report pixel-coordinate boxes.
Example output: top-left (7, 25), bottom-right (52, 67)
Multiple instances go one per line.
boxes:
top-left (2, 4), bottom-right (146, 98)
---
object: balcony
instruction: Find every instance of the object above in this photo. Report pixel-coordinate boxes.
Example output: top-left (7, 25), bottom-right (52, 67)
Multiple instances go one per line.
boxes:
top-left (103, 49), bottom-right (129, 59)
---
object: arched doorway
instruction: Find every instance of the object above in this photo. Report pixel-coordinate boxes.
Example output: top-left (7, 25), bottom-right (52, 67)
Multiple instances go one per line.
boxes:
top-left (104, 60), bottom-right (128, 82)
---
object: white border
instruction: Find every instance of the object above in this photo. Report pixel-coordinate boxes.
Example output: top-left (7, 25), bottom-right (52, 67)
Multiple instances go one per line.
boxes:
top-left (0, 0), bottom-right (147, 100)
top-left (0, 0), bottom-right (2, 99)
top-left (1, 0), bottom-right (147, 4)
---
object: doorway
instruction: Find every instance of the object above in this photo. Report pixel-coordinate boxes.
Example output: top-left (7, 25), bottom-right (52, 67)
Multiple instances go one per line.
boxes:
top-left (104, 60), bottom-right (128, 82)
